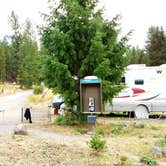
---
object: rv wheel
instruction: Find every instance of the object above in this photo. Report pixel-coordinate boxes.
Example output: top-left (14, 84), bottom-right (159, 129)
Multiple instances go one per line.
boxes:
top-left (135, 105), bottom-right (149, 119)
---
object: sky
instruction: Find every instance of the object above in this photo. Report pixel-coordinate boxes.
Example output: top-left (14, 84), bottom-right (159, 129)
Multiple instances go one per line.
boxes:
top-left (0, 0), bottom-right (166, 48)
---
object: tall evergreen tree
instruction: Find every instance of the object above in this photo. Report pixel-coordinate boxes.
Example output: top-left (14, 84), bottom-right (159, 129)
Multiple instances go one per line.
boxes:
top-left (146, 26), bottom-right (166, 66)
top-left (41, 0), bottom-right (129, 110)
top-left (129, 46), bottom-right (148, 64)
top-left (9, 11), bottom-right (22, 81)
top-left (0, 43), bottom-right (6, 82)
top-left (17, 19), bottom-right (40, 88)
top-left (1, 37), bottom-right (12, 82)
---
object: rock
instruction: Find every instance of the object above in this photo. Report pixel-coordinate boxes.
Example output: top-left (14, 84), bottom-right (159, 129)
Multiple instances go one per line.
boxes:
top-left (134, 123), bottom-right (145, 128)
top-left (87, 131), bottom-right (93, 135)
top-left (151, 146), bottom-right (163, 156)
top-left (14, 124), bottom-right (28, 135)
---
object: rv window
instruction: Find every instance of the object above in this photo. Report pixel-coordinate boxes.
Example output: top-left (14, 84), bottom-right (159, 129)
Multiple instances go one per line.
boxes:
top-left (135, 79), bottom-right (144, 85)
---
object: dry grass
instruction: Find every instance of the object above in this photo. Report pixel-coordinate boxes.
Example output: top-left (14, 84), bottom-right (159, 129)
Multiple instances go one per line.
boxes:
top-left (28, 89), bottom-right (54, 103)
top-left (0, 133), bottom-right (112, 166)
top-left (19, 117), bottom-right (166, 166)
top-left (0, 106), bottom-right (166, 165)
top-left (0, 83), bottom-right (22, 96)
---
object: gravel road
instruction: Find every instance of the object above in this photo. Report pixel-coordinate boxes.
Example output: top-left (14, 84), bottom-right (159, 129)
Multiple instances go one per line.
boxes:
top-left (0, 90), bottom-right (89, 143)
top-left (0, 90), bottom-right (32, 134)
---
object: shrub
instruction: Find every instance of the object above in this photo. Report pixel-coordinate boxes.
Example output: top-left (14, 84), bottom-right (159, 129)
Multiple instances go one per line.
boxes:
top-left (64, 111), bottom-right (76, 125)
top-left (76, 111), bottom-right (87, 124)
top-left (54, 115), bottom-right (66, 125)
top-left (120, 156), bottom-right (132, 166)
top-left (139, 155), bottom-right (159, 166)
top-left (54, 109), bottom-right (87, 126)
top-left (155, 138), bottom-right (166, 148)
top-left (111, 124), bottom-right (124, 135)
top-left (33, 85), bottom-right (43, 94)
top-left (54, 112), bottom-right (76, 126)
top-left (93, 128), bottom-right (104, 136)
top-left (63, 110), bottom-right (86, 125)
top-left (90, 133), bottom-right (106, 151)
top-left (75, 128), bottom-right (84, 134)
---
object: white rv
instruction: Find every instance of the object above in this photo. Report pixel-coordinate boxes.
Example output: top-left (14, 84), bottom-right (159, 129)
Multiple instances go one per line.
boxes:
top-left (105, 64), bottom-right (166, 119)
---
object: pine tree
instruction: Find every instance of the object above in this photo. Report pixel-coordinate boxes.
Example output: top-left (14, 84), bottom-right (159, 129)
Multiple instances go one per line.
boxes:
top-left (1, 37), bottom-right (12, 82)
top-left (9, 11), bottom-right (22, 81)
top-left (129, 46), bottom-right (148, 64)
top-left (0, 43), bottom-right (6, 82)
top-left (146, 26), bottom-right (166, 66)
top-left (17, 19), bottom-right (40, 88)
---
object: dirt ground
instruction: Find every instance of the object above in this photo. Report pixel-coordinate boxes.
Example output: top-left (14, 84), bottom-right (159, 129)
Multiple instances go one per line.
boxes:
top-left (0, 117), bottom-right (165, 166)
top-left (0, 87), bottom-right (165, 165)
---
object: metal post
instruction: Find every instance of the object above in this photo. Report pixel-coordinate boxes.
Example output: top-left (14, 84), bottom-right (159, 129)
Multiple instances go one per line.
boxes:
top-left (21, 107), bottom-right (23, 123)
top-left (48, 105), bottom-right (51, 122)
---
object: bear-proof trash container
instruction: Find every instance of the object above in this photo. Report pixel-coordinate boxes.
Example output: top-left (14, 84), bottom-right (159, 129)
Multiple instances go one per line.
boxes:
top-left (80, 76), bottom-right (102, 114)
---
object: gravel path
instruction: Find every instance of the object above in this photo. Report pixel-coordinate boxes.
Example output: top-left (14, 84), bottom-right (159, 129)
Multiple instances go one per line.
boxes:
top-left (0, 124), bottom-right (15, 135)
top-left (0, 90), bottom-right (32, 134)
top-left (28, 128), bottom-right (90, 142)
top-left (0, 91), bottom-right (90, 143)
top-left (0, 124), bottom-right (90, 144)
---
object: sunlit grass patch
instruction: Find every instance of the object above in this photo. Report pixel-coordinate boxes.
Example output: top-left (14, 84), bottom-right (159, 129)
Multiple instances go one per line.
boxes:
top-left (28, 89), bottom-right (53, 103)
top-left (0, 83), bottom-right (20, 96)
top-left (28, 94), bottom-right (41, 102)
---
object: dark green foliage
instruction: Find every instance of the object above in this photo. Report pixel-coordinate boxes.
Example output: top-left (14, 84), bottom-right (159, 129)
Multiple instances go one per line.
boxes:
top-left (54, 109), bottom-right (87, 125)
top-left (0, 43), bottom-right (6, 82)
top-left (54, 115), bottom-right (65, 125)
top-left (17, 19), bottom-right (40, 88)
top-left (0, 12), bottom-right (41, 86)
top-left (54, 112), bottom-right (76, 126)
top-left (146, 26), bottom-right (166, 66)
top-left (33, 85), bottom-right (43, 94)
top-left (62, 111), bottom-right (77, 125)
top-left (41, 0), bottom-right (129, 113)
top-left (65, 109), bottom-right (87, 125)
top-left (90, 133), bottom-right (106, 151)
top-left (128, 46), bottom-right (148, 64)
top-left (128, 26), bottom-right (166, 66)
top-left (0, 37), bottom-right (13, 82)
top-left (139, 155), bottom-right (159, 166)
top-left (9, 11), bottom-right (22, 82)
